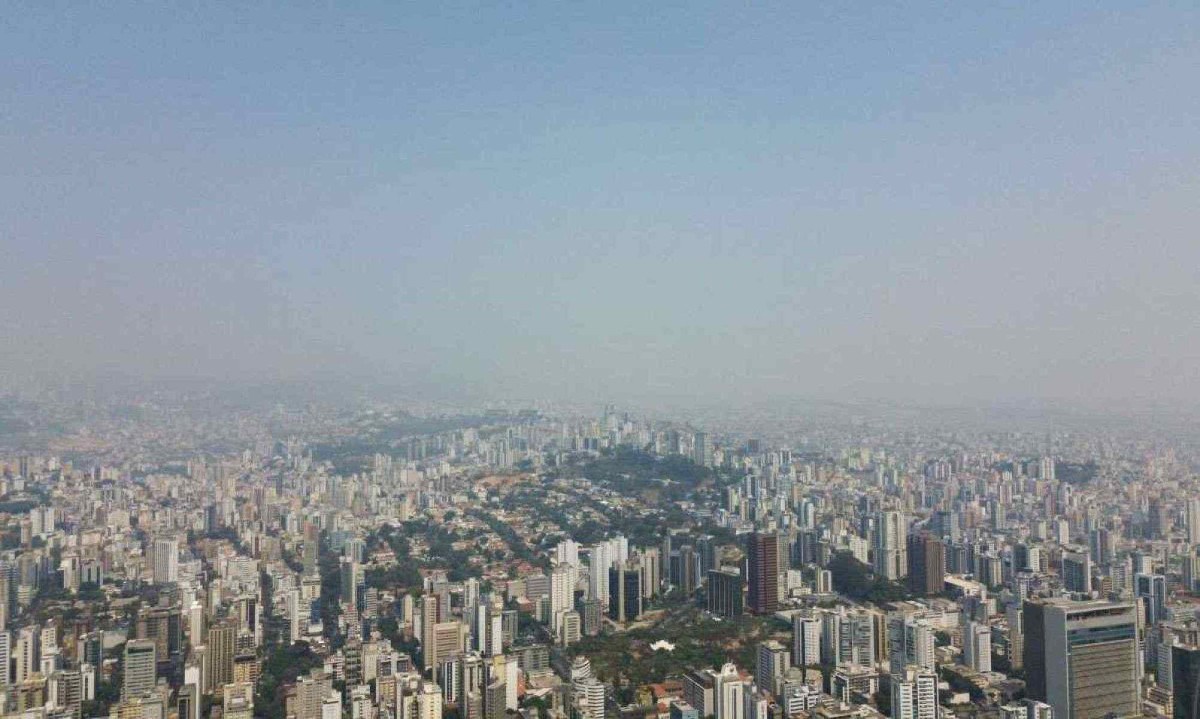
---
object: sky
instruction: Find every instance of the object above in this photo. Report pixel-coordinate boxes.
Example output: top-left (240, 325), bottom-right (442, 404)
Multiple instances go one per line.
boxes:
top-left (3, 2), bottom-right (1200, 407)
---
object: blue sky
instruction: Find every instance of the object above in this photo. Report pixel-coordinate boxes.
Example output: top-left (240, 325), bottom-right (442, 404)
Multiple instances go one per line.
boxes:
top-left (3, 3), bottom-right (1200, 405)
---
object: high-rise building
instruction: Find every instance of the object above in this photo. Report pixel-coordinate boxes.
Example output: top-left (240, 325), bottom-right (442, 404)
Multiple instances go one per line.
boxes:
top-left (746, 532), bottom-right (779, 615)
top-left (693, 432), bottom-right (712, 468)
top-left (293, 671), bottom-right (334, 719)
top-left (891, 667), bottom-right (938, 719)
top-left (153, 538), bottom-right (178, 585)
top-left (428, 622), bottom-right (464, 673)
top-left (755, 640), bottom-right (790, 696)
top-left (123, 640), bottom-right (157, 699)
top-left (575, 677), bottom-right (607, 719)
top-left (821, 608), bottom-right (875, 668)
top-left (608, 563), bottom-right (642, 623)
top-left (288, 589), bottom-right (303, 643)
top-left (888, 615), bottom-right (936, 674)
top-left (484, 679), bottom-right (506, 719)
top-left (588, 543), bottom-right (610, 607)
top-left (1136, 574), bottom-right (1168, 627)
top-left (1149, 499), bottom-right (1168, 541)
top-left (682, 669), bottom-right (716, 719)
top-left (206, 621), bottom-right (237, 692)
top-left (906, 533), bottom-right (945, 596)
top-left (1007, 602), bottom-right (1025, 671)
top-left (0, 631), bottom-right (9, 692)
top-left (1173, 644), bottom-right (1200, 719)
top-left (714, 663), bottom-right (746, 719)
top-left (707, 568), bottom-right (744, 619)
top-left (550, 564), bottom-right (575, 617)
top-left (1024, 600), bottom-right (1139, 719)
top-left (1061, 552), bottom-right (1092, 595)
top-left (792, 614), bottom-right (821, 668)
top-left (340, 558), bottom-right (360, 612)
top-left (640, 548), bottom-right (661, 598)
top-left (874, 511), bottom-right (907, 581)
top-left (420, 595), bottom-right (441, 670)
top-left (1188, 500), bottom-right (1200, 547)
top-left (963, 621), bottom-right (992, 673)
top-left (678, 544), bottom-right (700, 596)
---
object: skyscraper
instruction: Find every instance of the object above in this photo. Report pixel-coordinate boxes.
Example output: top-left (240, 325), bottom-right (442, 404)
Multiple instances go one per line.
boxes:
top-left (288, 589), bottom-right (303, 643)
top-left (707, 568), bottom-right (744, 619)
top-left (0, 631), bottom-right (8, 692)
top-left (607, 563), bottom-right (642, 623)
top-left (1136, 573), bottom-right (1168, 627)
top-left (755, 640), bottom-right (790, 696)
top-left (963, 620), bottom-right (992, 673)
top-left (1188, 500), bottom-right (1200, 547)
top-left (340, 558), bottom-right (360, 611)
top-left (693, 432), bottom-right (711, 468)
top-left (746, 532), bottom-right (778, 615)
top-left (873, 511), bottom-right (907, 582)
top-left (123, 639), bottom-right (157, 699)
top-left (153, 538), bottom-right (178, 585)
top-left (888, 615), bottom-right (936, 674)
top-left (1025, 600), bottom-right (1139, 719)
top-left (792, 613), bottom-right (821, 668)
top-left (891, 667), bottom-right (938, 719)
top-left (906, 533), bottom-right (945, 596)
top-left (206, 621), bottom-right (237, 692)
top-left (1061, 552), bottom-right (1092, 595)
top-left (1173, 644), bottom-right (1200, 719)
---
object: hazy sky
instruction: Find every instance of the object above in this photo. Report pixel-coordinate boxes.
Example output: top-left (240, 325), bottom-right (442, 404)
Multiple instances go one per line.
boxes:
top-left (4, 3), bottom-right (1200, 406)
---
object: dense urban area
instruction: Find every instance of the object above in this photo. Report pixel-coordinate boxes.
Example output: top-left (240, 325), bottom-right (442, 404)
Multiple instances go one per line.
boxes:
top-left (0, 390), bottom-right (1197, 719)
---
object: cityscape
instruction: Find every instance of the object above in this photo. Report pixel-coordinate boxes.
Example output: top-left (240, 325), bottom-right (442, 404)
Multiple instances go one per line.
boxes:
top-left (0, 392), bottom-right (1197, 719)
top-left (5, 5), bottom-right (1200, 719)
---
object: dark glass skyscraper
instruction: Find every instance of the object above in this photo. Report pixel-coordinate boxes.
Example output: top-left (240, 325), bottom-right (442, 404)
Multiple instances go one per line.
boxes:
top-left (906, 532), bottom-right (945, 596)
top-left (1174, 645), bottom-right (1200, 719)
top-left (707, 568), bottom-right (744, 618)
top-left (746, 532), bottom-right (778, 615)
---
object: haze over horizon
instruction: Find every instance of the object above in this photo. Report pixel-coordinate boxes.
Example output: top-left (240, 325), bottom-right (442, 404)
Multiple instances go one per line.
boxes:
top-left (4, 3), bottom-right (1200, 408)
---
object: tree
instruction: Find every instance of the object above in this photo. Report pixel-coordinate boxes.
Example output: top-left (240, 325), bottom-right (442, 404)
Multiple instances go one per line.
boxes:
top-left (827, 552), bottom-right (910, 603)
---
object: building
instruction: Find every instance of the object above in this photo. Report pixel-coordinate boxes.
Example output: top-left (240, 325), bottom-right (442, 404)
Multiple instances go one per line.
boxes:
top-left (822, 608), bottom-right (875, 668)
top-left (207, 621), bottom-right (237, 692)
top-left (575, 677), bottom-right (607, 719)
top-left (682, 669), bottom-right (716, 719)
top-left (122, 640), bottom-right (157, 699)
top-left (428, 622), bottom-right (464, 673)
top-left (152, 538), bottom-right (178, 585)
top-left (1024, 600), bottom-right (1139, 719)
top-left (714, 663), bottom-right (747, 719)
top-left (891, 667), bottom-right (938, 719)
top-left (962, 621), bottom-right (992, 674)
top-left (888, 615), bottom-right (936, 674)
top-left (873, 511), bottom-right (907, 582)
top-left (793, 613), bottom-right (822, 668)
top-left (693, 432), bottom-right (711, 468)
top-left (608, 563), bottom-right (642, 623)
top-left (907, 534), bottom-right (945, 596)
top-left (746, 532), bottom-right (779, 615)
top-left (1173, 644), bottom-right (1200, 719)
top-left (670, 702), bottom-right (700, 719)
top-left (1136, 574), bottom-right (1168, 627)
top-left (580, 599), bottom-right (602, 636)
top-left (292, 671), bottom-right (334, 719)
top-left (484, 679), bottom-right (506, 719)
top-left (557, 610), bottom-right (581, 647)
top-left (708, 568), bottom-right (744, 619)
top-left (755, 640), bottom-right (790, 696)
top-left (1061, 552), bottom-right (1091, 595)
